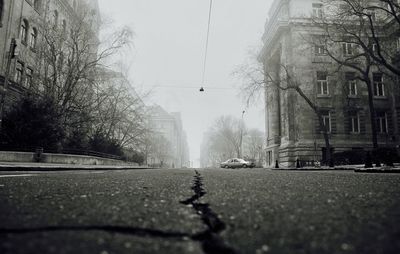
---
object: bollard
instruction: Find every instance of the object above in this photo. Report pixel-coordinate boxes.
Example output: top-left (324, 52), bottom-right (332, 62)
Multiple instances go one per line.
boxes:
top-left (34, 147), bottom-right (43, 163)
top-left (275, 160), bottom-right (279, 169)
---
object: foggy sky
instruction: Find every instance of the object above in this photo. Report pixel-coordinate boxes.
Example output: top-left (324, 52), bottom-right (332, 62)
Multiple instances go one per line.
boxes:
top-left (98, 0), bottom-right (273, 167)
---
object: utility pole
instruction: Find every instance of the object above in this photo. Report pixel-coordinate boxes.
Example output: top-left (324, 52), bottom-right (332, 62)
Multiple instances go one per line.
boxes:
top-left (0, 38), bottom-right (17, 140)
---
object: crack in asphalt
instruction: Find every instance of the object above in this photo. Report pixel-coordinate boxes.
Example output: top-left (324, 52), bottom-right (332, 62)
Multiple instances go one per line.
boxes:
top-left (181, 170), bottom-right (239, 254)
top-left (0, 170), bottom-right (239, 254)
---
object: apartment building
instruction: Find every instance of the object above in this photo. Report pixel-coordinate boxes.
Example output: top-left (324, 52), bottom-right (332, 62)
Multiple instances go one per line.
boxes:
top-left (259, 0), bottom-right (400, 167)
top-left (147, 105), bottom-right (190, 168)
top-left (0, 0), bottom-right (99, 104)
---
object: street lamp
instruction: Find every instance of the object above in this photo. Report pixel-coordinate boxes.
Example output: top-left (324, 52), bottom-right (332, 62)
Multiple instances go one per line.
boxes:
top-left (239, 110), bottom-right (245, 158)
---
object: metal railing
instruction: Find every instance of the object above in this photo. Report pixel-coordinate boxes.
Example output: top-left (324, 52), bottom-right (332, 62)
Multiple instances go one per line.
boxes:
top-left (0, 145), bottom-right (123, 161)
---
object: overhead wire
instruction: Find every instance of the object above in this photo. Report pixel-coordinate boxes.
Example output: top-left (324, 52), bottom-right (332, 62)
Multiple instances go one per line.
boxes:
top-left (201, 0), bottom-right (213, 86)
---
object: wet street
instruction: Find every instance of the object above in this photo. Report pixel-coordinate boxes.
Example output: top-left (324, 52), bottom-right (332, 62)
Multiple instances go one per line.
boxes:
top-left (0, 169), bottom-right (399, 254)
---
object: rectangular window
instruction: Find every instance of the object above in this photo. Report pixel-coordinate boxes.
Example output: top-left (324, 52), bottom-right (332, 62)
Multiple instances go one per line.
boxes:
top-left (25, 68), bottom-right (33, 87)
top-left (372, 43), bottom-right (377, 52)
top-left (317, 72), bottom-right (329, 95)
top-left (15, 61), bottom-right (24, 84)
top-left (321, 111), bottom-right (331, 133)
top-left (346, 72), bottom-right (357, 96)
top-left (312, 3), bottom-right (323, 18)
top-left (315, 45), bottom-right (326, 55)
top-left (349, 112), bottom-right (360, 133)
top-left (343, 42), bottom-right (353, 55)
top-left (29, 28), bottom-right (37, 49)
top-left (376, 112), bottom-right (388, 134)
top-left (267, 151), bottom-right (272, 166)
top-left (373, 73), bottom-right (385, 96)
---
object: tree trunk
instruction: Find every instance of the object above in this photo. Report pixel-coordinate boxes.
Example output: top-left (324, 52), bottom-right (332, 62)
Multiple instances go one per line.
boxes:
top-left (365, 78), bottom-right (380, 166)
top-left (294, 86), bottom-right (333, 167)
top-left (365, 78), bottom-right (378, 149)
top-left (317, 112), bottom-right (333, 167)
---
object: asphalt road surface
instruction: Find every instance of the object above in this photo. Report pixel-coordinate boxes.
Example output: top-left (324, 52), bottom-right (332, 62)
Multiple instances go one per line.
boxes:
top-left (0, 169), bottom-right (399, 254)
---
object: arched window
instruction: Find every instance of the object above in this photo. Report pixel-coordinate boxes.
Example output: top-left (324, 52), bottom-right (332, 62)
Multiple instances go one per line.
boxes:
top-left (30, 27), bottom-right (37, 49)
top-left (21, 19), bottom-right (29, 44)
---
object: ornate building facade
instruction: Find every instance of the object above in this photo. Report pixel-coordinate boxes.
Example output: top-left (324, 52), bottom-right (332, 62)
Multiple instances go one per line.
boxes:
top-left (260, 0), bottom-right (400, 167)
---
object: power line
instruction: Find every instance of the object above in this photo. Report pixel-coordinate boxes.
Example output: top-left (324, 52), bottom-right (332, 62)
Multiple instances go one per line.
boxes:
top-left (202, 0), bottom-right (213, 85)
top-left (152, 85), bottom-right (235, 90)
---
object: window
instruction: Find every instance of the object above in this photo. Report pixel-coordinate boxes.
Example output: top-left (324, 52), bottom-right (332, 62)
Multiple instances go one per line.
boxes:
top-left (317, 71), bottom-right (329, 95)
top-left (21, 19), bottom-right (29, 44)
top-left (321, 111), bottom-right (331, 133)
top-left (349, 112), bottom-right (360, 133)
top-left (372, 43), bottom-right (377, 52)
top-left (53, 10), bottom-right (58, 28)
top-left (376, 112), bottom-right (388, 134)
top-left (62, 20), bottom-right (67, 33)
top-left (30, 27), bottom-right (37, 49)
top-left (0, 0), bottom-right (3, 24)
top-left (315, 45), bottom-right (326, 55)
top-left (373, 73), bottom-right (385, 96)
top-left (267, 151), bottom-right (272, 166)
top-left (15, 61), bottom-right (24, 84)
top-left (312, 3), bottom-right (323, 18)
top-left (33, 0), bottom-right (41, 11)
top-left (25, 68), bottom-right (33, 87)
top-left (342, 42), bottom-right (353, 55)
top-left (346, 72), bottom-right (357, 96)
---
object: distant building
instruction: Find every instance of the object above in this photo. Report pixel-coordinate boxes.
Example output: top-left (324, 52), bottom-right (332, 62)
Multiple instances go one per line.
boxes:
top-left (259, 0), bottom-right (400, 167)
top-left (147, 105), bottom-right (190, 168)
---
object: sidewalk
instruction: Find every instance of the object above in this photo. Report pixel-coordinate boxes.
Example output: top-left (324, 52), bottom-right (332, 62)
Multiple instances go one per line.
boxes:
top-left (0, 162), bottom-right (148, 171)
top-left (271, 164), bottom-right (400, 173)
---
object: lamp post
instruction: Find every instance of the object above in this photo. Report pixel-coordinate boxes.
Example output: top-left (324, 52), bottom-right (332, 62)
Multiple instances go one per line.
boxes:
top-left (239, 110), bottom-right (245, 158)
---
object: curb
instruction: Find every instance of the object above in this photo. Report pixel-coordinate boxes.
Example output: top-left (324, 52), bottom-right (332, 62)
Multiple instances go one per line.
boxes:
top-left (354, 169), bottom-right (400, 173)
top-left (0, 165), bottom-right (149, 171)
top-left (271, 167), bottom-right (354, 171)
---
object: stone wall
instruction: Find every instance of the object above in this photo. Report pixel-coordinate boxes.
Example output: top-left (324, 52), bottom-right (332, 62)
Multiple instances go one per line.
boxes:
top-left (0, 151), bottom-right (132, 165)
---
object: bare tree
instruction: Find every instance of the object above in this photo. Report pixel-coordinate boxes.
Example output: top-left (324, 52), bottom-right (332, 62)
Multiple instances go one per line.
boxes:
top-left (309, 0), bottom-right (400, 162)
top-left (201, 115), bottom-right (246, 167)
top-left (319, 0), bottom-right (400, 76)
top-left (31, 1), bottom-right (133, 133)
top-left (243, 128), bottom-right (264, 165)
top-left (145, 132), bottom-right (173, 167)
top-left (90, 69), bottom-right (147, 150)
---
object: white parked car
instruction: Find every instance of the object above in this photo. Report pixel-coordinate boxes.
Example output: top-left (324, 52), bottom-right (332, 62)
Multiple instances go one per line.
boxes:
top-left (220, 158), bottom-right (254, 169)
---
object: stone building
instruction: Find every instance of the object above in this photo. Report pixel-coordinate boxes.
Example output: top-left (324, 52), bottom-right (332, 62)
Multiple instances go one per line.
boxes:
top-left (147, 105), bottom-right (190, 168)
top-left (259, 0), bottom-right (400, 167)
top-left (0, 0), bottom-right (100, 107)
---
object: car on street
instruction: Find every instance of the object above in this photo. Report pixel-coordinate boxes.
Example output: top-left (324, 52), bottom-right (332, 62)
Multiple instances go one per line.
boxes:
top-left (220, 158), bottom-right (255, 169)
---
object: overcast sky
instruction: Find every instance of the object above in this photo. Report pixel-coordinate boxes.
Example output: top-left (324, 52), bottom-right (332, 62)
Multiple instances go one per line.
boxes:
top-left (98, 0), bottom-right (273, 167)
